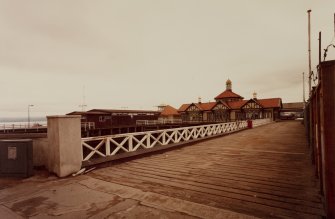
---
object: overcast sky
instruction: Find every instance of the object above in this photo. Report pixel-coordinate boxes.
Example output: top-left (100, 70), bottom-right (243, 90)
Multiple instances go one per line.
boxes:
top-left (0, 1), bottom-right (334, 118)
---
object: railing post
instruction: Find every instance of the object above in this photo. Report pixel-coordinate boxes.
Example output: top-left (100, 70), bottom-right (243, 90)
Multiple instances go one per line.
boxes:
top-left (106, 138), bottom-right (111, 156)
top-left (146, 133), bottom-right (151, 147)
top-left (162, 131), bottom-right (166, 145)
top-left (128, 136), bottom-right (133, 152)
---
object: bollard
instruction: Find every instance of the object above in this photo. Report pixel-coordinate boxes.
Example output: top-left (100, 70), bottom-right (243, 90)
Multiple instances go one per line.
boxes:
top-left (247, 120), bottom-right (253, 128)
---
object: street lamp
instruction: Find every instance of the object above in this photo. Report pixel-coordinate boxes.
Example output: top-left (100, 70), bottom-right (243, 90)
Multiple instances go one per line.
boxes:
top-left (28, 105), bottom-right (34, 128)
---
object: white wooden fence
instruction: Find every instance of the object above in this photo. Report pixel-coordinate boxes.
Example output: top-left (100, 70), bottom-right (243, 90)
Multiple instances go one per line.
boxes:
top-left (81, 121), bottom-right (248, 164)
top-left (81, 122), bottom-right (95, 131)
top-left (136, 119), bottom-right (183, 125)
top-left (81, 119), bottom-right (273, 165)
top-left (0, 123), bottom-right (47, 133)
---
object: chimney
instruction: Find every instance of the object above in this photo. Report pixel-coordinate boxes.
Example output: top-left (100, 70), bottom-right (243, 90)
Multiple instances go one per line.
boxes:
top-left (198, 97), bottom-right (202, 104)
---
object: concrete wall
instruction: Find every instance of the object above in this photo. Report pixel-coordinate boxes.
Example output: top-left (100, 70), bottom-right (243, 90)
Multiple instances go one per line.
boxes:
top-left (32, 137), bottom-right (48, 167)
top-left (0, 116), bottom-right (82, 178)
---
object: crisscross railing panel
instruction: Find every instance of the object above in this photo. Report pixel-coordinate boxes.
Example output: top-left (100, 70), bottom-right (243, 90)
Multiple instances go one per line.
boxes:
top-left (82, 120), bottom-right (256, 162)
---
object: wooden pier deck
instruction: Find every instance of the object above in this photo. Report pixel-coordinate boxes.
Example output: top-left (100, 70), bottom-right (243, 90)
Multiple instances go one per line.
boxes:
top-left (0, 121), bottom-right (324, 218)
top-left (89, 121), bottom-right (324, 218)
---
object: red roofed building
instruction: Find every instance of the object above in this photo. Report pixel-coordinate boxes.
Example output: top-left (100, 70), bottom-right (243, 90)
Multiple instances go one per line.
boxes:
top-left (178, 79), bottom-right (282, 122)
top-left (158, 105), bottom-right (181, 122)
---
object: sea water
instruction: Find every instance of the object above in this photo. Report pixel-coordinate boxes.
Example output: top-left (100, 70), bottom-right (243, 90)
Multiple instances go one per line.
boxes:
top-left (0, 117), bottom-right (47, 129)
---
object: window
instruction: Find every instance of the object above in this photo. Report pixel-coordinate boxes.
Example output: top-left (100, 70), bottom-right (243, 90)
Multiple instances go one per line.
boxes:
top-left (99, 116), bottom-right (105, 122)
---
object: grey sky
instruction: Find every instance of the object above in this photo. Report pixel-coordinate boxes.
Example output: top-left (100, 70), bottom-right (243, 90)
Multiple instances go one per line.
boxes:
top-left (0, 0), bottom-right (334, 118)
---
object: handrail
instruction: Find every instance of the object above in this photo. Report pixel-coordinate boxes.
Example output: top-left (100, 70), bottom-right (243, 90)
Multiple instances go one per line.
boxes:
top-left (82, 121), bottom-right (248, 162)
top-left (0, 123), bottom-right (47, 133)
top-left (136, 119), bottom-right (183, 125)
top-left (81, 122), bottom-right (95, 131)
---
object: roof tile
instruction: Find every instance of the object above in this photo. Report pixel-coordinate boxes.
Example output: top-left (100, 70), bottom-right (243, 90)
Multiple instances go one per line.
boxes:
top-left (160, 105), bottom-right (180, 116)
top-left (227, 100), bottom-right (248, 109)
top-left (257, 98), bottom-right (282, 108)
top-left (198, 102), bottom-right (217, 111)
top-left (215, 90), bottom-right (243, 100)
top-left (178, 104), bottom-right (190, 112)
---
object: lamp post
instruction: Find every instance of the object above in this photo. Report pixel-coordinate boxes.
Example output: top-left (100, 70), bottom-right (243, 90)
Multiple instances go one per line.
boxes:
top-left (307, 9), bottom-right (312, 96)
top-left (28, 104), bottom-right (34, 128)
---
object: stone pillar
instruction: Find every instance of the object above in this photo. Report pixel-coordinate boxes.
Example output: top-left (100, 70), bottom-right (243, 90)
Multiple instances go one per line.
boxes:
top-left (47, 115), bottom-right (82, 177)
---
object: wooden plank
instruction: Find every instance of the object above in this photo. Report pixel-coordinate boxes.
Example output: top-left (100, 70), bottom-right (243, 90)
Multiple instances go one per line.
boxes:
top-left (88, 121), bottom-right (325, 218)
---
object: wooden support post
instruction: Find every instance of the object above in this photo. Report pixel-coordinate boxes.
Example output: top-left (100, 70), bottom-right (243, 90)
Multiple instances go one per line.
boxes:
top-left (315, 86), bottom-right (323, 195)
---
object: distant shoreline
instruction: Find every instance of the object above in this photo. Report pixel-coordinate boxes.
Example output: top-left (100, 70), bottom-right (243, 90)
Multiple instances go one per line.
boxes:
top-left (0, 117), bottom-right (47, 123)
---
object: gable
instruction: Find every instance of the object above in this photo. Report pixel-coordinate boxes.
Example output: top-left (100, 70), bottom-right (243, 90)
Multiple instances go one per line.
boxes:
top-left (186, 104), bottom-right (201, 112)
top-left (213, 103), bottom-right (229, 110)
top-left (178, 104), bottom-right (190, 112)
top-left (242, 100), bottom-right (263, 109)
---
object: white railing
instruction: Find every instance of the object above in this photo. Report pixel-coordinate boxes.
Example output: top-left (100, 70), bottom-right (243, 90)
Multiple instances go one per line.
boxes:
top-left (158, 118), bottom-right (183, 124)
top-left (0, 123), bottom-right (47, 133)
top-left (81, 122), bottom-right (95, 131)
top-left (136, 119), bottom-right (183, 126)
top-left (81, 121), bottom-right (247, 162)
top-left (252, 118), bottom-right (272, 127)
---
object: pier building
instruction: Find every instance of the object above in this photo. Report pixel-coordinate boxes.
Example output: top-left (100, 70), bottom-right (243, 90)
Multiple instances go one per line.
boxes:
top-left (178, 79), bottom-right (282, 122)
top-left (67, 109), bottom-right (160, 129)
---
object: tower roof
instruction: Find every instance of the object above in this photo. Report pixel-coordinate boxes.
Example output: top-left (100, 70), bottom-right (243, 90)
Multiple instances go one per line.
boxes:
top-left (214, 90), bottom-right (243, 100)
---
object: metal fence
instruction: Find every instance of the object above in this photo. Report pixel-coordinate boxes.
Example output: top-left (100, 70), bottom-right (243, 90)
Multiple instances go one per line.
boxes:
top-left (0, 123), bottom-right (47, 133)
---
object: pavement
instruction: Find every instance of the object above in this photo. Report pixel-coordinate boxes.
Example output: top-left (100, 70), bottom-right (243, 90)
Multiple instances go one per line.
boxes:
top-left (0, 171), bottom-right (255, 219)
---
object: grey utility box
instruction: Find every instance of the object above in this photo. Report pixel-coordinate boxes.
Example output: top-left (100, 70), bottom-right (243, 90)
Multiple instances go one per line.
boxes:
top-left (0, 139), bottom-right (33, 177)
